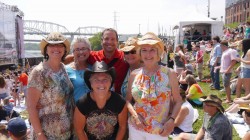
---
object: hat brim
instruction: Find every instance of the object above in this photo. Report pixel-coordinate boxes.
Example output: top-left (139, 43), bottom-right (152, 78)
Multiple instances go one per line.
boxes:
top-left (40, 39), bottom-right (70, 55)
top-left (200, 98), bottom-right (225, 113)
top-left (84, 67), bottom-right (116, 90)
top-left (120, 45), bottom-right (137, 52)
top-left (137, 40), bottom-right (164, 55)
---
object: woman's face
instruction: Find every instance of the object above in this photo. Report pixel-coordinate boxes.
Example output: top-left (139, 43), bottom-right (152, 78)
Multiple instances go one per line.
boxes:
top-left (124, 49), bottom-right (140, 66)
top-left (73, 42), bottom-right (90, 62)
top-left (90, 73), bottom-right (112, 95)
top-left (140, 45), bottom-right (159, 65)
top-left (46, 43), bottom-right (65, 60)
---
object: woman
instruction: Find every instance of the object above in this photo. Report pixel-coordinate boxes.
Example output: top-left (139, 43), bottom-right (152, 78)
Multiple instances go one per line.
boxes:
top-left (120, 37), bottom-right (142, 98)
top-left (174, 44), bottom-right (186, 76)
top-left (172, 90), bottom-right (194, 135)
top-left (185, 74), bottom-right (203, 107)
top-left (27, 32), bottom-right (74, 139)
top-left (74, 61), bottom-right (127, 140)
top-left (235, 39), bottom-right (250, 97)
top-left (126, 32), bottom-right (182, 140)
top-left (66, 37), bottom-right (92, 103)
top-left (0, 75), bottom-right (9, 103)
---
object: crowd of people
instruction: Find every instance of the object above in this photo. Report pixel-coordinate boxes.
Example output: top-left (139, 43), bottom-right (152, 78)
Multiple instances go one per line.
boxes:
top-left (0, 24), bottom-right (250, 140)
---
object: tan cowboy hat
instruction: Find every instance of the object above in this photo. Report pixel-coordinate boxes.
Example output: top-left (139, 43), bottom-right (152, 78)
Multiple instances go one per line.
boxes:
top-left (239, 104), bottom-right (250, 110)
top-left (120, 37), bottom-right (138, 52)
top-left (199, 94), bottom-right (224, 113)
top-left (40, 32), bottom-right (70, 55)
top-left (137, 32), bottom-right (164, 55)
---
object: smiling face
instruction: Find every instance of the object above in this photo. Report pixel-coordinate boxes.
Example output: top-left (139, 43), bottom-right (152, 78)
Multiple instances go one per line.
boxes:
top-left (124, 49), bottom-right (141, 66)
top-left (46, 43), bottom-right (66, 61)
top-left (90, 73), bottom-right (112, 96)
top-left (101, 30), bottom-right (118, 54)
top-left (73, 42), bottom-right (90, 63)
top-left (140, 45), bottom-right (160, 65)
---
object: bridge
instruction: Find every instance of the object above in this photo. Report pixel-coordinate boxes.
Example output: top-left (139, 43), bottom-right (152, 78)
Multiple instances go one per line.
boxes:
top-left (24, 20), bottom-right (137, 42)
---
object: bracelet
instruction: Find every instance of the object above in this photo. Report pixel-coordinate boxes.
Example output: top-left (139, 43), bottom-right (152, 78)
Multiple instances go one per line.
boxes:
top-left (36, 132), bottom-right (42, 137)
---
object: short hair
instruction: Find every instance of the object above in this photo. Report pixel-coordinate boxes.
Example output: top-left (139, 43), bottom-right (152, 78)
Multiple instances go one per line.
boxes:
top-left (220, 40), bottom-right (229, 47)
top-left (101, 28), bottom-right (118, 42)
top-left (71, 37), bottom-right (92, 52)
top-left (212, 36), bottom-right (220, 43)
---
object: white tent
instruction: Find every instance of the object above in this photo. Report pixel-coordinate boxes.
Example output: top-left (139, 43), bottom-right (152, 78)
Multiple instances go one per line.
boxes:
top-left (174, 11), bottom-right (224, 45)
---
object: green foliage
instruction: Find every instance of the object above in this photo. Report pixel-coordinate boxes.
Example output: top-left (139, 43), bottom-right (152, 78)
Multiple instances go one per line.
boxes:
top-left (224, 22), bottom-right (240, 29)
top-left (24, 43), bottom-right (39, 50)
top-left (89, 32), bottom-right (102, 51)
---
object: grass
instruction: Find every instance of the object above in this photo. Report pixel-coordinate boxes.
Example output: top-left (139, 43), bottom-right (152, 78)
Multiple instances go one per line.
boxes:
top-left (192, 52), bottom-right (241, 140)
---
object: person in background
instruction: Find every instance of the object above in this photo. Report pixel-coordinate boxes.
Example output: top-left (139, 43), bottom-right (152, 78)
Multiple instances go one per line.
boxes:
top-left (18, 70), bottom-right (28, 105)
top-left (0, 75), bottom-right (9, 103)
top-left (12, 71), bottom-right (20, 106)
top-left (195, 45), bottom-right (204, 81)
top-left (7, 117), bottom-right (28, 140)
top-left (174, 44), bottom-right (186, 76)
top-left (185, 74), bottom-right (203, 107)
top-left (120, 37), bottom-right (142, 98)
top-left (3, 97), bottom-right (14, 116)
top-left (0, 104), bottom-right (9, 121)
top-left (171, 90), bottom-right (194, 135)
top-left (244, 21), bottom-right (250, 39)
top-left (235, 39), bottom-right (250, 97)
top-left (66, 37), bottom-right (92, 103)
top-left (208, 36), bottom-right (222, 90)
top-left (175, 94), bottom-right (232, 140)
top-left (27, 32), bottom-right (74, 139)
top-left (178, 70), bottom-right (193, 93)
top-left (74, 61), bottom-right (127, 140)
top-left (126, 32), bottom-right (182, 139)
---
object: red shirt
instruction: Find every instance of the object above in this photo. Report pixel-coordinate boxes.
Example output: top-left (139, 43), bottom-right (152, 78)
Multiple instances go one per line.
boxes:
top-left (88, 49), bottom-right (129, 94)
top-left (196, 50), bottom-right (204, 63)
top-left (19, 73), bottom-right (28, 86)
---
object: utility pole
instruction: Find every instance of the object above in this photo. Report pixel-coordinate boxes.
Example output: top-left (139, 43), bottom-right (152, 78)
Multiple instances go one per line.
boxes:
top-left (138, 24), bottom-right (141, 35)
top-left (208, 0), bottom-right (210, 18)
top-left (113, 11), bottom-right (118, 31)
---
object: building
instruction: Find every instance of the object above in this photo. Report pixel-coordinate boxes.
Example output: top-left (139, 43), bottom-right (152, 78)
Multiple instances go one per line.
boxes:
top-left (226, 0), bottom-right (250, 24)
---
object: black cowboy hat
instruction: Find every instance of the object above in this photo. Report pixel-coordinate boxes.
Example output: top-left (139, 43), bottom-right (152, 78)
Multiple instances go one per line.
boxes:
top-left (84, 61), bottom-right (116, 90)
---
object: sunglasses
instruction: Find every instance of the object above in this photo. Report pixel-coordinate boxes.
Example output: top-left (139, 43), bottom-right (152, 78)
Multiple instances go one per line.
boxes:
top-left (124, 50), bottom-right (136, 55)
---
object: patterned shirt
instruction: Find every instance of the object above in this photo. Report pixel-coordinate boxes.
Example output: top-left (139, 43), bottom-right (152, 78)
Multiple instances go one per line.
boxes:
top-left (188, 84), bottom-right (203, 105)
top-left (129, 66), bottom-right (172, 134)
top-left (28, 62), bottom-right (74, 140)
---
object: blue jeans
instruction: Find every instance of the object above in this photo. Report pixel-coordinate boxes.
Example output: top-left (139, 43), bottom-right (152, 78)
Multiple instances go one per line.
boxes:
top-left (210, 64), bottom-right (220, 89)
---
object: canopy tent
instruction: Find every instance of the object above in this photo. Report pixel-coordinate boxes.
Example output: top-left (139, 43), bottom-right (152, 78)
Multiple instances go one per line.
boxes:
top-left (174, 10), bottom-right (223, 46)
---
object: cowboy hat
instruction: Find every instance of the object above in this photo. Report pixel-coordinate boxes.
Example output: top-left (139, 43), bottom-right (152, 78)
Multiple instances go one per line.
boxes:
top-left (199, 94), bottom-right (224, 113)
top-left (84, 61), bottom-right (116, 90)
top-left (120, 37), bottom-right (138, 52)
top-left (239, 104), bottom-right (250, 110)
top-left (137, 32), bottom-right (164, 55)
top-left (40, 32), bottom-right (70, 55)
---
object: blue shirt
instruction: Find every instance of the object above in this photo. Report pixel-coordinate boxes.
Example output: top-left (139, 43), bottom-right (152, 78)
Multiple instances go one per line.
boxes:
top-left (65, 65), bottom-right (91, 103)
top-left (210, 43), bottom-right (222, 66)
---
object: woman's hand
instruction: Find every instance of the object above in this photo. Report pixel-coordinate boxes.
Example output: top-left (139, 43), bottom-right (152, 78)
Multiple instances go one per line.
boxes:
top-left (132, 114), bottom-right (147, 130)
top-left (159, 118), bottom-right (175, 137)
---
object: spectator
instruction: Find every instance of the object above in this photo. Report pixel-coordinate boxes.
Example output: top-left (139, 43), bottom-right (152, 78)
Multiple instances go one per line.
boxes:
top-left (126, 32), bottom-right (182, 139)
top-left (195, 45), bottom-right (204, 81)
top-left (178, 70), bottom-right (193, 93)
top-left (175, 94), bottom-right (232, 140)
top-left (74, 61), bottom-right (127, 139)
top-left (185, 74), bottom-right (203, 107)
top-left (27, 32), bottom-right (74, 139)
top-left (18, 71), bottom-right (28, 105)
top-left (174, 44), bottom-right (186, 76)
top-left (0, 75), bottom-right (9, 103)
top-left (7, 117), bottom-right (28, 140)
top-left (65, 37), bottom-right (92, 103)
top-left (208, 36), bottom-right (222, 90)
top-left (172, 90), bottom-right (194, 135)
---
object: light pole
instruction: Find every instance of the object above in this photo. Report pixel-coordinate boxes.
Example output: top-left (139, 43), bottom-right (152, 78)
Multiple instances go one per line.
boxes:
top-left (208, 0), bottom-right (210, 18)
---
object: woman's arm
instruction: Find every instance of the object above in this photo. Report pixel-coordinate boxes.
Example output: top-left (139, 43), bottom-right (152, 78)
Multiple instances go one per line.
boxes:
top-left (116, 104), bottom-right (128, 140)
top-left (27, 87), bottom-right (47, 140)
top-left (174, 106), bottom-right (189, 127)
top-left (74, 107), bottom-right (88, 140)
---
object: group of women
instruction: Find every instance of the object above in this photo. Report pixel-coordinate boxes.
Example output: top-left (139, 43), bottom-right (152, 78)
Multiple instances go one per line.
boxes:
top-left (26, 31), bottom-right (182, 140)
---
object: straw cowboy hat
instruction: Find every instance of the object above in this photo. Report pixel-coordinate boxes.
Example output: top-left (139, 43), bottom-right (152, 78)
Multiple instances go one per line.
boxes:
top-left (137, 32), bottom-right (164, 55)
top-left (40, 32), bottom-right (70, 55)
top-left (238, 104), bottom-right (250, 110)
top-left (200, 94), bottom-right (224, 113)
top-left (84, 61), bottom-right (116, 90)
top-left (120, 37), bottom-right (139, 52)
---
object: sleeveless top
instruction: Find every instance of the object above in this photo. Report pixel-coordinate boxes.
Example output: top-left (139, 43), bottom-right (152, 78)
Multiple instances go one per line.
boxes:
top-left (174, 53), bottom-right (185, 68)
top-left (178, 101), bottom-right (194, 132)
top-left (241, 55), bottom-right (250, 69)
top-left (128, 66), bottom-right (172, 134)
top-left (77, 91), bottom-right (126, 140)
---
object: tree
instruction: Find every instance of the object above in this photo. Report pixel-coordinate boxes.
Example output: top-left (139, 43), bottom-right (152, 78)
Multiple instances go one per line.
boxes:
top-left (89, 32), bottom-right (102, 51)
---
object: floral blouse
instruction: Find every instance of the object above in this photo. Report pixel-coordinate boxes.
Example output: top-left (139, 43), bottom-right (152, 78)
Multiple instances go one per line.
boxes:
top-left (129, 65), bottom-right (172, 134)
top-left (28, 62), bottom-right (74, 140)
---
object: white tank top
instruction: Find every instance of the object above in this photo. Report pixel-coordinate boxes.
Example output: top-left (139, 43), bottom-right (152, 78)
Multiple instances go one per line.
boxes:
top-left (178, 101), bottom-right (194, 132)
top-left (241, 55), bottom-right (250, 68)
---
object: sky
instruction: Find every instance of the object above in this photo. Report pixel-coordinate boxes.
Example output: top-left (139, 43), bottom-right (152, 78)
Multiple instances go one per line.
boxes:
top-left (1, 0), bottom-right (225, 35)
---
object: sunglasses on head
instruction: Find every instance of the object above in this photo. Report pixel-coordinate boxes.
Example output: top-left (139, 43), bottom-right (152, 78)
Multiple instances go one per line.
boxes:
top-left (124, 50), bottom-right (136, 55)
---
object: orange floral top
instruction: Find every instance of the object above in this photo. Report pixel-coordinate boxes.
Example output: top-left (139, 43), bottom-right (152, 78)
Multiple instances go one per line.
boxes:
top-left (129, 66), bottom-right (172, 134)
